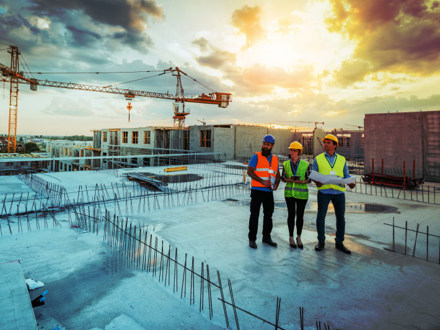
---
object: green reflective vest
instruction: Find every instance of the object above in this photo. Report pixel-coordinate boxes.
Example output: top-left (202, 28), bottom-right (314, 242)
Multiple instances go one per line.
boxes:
top-left (315, 153), bottom-right (346, 192)
top-left (283, 159), bottom-right (309, 199)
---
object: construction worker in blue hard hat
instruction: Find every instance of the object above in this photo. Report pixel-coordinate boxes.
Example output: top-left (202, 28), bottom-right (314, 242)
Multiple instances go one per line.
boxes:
top-left (246, 134), bottom-right (280, 249)
top-left (281, 141), bottom-right (311, 249)
top-left (312, 134), bottom-right (356, 254)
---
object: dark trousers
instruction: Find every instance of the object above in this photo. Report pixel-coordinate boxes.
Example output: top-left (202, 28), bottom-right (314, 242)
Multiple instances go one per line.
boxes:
top-left (285, 197), bottom-right (307, 236)
top-left (248, 189), bottom-right (274, 241)
top-left (316, 191), bottom-right (346, 244)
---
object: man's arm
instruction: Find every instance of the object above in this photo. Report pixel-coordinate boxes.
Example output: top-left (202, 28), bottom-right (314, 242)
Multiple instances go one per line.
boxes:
top-left (312, 158), bottom-right (323, 187)
top-left (273, 168), bottom-right (281, 190)
top-left (247, 166), bottom-right (271, 187)
top-left (343, 162), bottom-right (356, 189)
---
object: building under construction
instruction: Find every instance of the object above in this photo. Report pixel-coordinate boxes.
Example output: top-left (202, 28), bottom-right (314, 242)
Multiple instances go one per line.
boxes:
top-left (364, 110), bottom-right (440, 183)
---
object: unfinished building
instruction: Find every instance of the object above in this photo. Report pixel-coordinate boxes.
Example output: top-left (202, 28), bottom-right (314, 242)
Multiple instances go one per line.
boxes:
top-left (46, 140), bottom-right (95, 171)
top-left (364, 110), bottom-right (440, 182)
top-left (92, 124), bottom-right (365, 166)
top-left (94, 126), bottom-right (190, 169)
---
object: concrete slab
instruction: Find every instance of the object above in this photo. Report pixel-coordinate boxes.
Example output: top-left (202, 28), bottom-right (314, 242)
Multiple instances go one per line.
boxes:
top-left (0, 261), bottom-right (37, 330)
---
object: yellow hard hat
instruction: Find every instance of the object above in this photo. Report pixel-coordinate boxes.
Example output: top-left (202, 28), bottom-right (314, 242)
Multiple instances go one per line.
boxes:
top-left (322, 134), bottom-right (339, 146)
top-left (288, 141), bottom-right (303, 152)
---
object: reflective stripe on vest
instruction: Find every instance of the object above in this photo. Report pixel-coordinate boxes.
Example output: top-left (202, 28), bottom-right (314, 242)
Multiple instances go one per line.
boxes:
top-left (283, 159), bottom-right (309, 199)
top-left (315, 153), bottom-right (346, 192)
top-left (251, 152), bottom-right (279, 189)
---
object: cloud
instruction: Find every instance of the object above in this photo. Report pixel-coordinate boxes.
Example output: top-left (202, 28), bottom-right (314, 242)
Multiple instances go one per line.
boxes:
top-left (192, 37), bottom-right (315, 96)
top-left (334, 59), bottom-right (371, 86)
top-left (66, 25), bottom-right (102, 46)
top-left (193, 38), bottom-right (236, 70)
top-left (30, 0), bottom-right (163, 32)
top-left (327, 0), bottom-right (440, 84)
top-left (0, 0), bottom-right (163, 53)
top-left (231, 5), bottom-right (264, 47)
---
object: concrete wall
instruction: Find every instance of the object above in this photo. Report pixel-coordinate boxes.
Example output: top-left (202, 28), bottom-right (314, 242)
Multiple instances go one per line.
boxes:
top-left (334, 130), bottom-right (364, 159)
top-left (189, 125), bottom-right (228, 161)
top-left (364, 111), bottom-right (440, 181)
top-left (423, 111), bottom-right (440, 181)
top-left (234, 126), bottom-right (293, 161)
top-left (234, 126), bottom-right (269, 161)
top-left (213, 126), bottom-right (234, 159)
top-left (267, 127), bottom-right (294, 156)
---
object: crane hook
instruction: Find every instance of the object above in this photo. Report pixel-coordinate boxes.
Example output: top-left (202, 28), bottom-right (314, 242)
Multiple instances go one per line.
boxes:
top-left (127, 102), bottom-right (133, 122)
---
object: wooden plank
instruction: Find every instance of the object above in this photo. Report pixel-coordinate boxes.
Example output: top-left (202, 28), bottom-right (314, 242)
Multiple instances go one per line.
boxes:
top-left (164, 166), bottom-right (187, 172)
top-left (0, 261), bottom-right (38, 329)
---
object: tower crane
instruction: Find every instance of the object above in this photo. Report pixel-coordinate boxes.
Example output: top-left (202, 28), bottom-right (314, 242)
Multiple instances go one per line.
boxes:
top-left (345, 124), bottom-right (363, 130)
top-left (293, 121), bottom-right (324, 129)
top-left (0, 45), bottom-right (232, 152)
top-left (273, 120), bottom-right (324, 130)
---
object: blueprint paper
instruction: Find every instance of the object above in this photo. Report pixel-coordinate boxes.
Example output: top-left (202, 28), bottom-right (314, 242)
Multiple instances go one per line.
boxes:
top-left (309, 170), bottom-right (356, 185)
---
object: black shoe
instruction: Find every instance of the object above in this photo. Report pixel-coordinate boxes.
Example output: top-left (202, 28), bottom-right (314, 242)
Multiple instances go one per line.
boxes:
top-left (289, 237), bottom-right (296, 248)
top-left (314, 242), bottom-right (325, 251)
top-left (296, 238), bottom-right (304, 249)
top-left (249, 241), bottom-right (257, 249)
top-left (335, 243), bottom-right (351, 254)
top-left (262, 238), bottom-right (278, 247)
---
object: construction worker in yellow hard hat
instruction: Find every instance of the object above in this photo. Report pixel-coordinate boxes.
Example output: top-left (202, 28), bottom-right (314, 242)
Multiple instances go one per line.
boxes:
top-left (281, 141), bottom-right (311, 249)
top-left (322, 134), bottom-right (339, 146)
top-left (312, 134), bottom-right (356, 254)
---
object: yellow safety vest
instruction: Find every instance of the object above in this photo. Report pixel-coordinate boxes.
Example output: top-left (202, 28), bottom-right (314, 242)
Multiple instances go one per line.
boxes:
top-left (315, 153), bottom-right (346, 192)
top-left (283, 159), bottom-right (309, 199)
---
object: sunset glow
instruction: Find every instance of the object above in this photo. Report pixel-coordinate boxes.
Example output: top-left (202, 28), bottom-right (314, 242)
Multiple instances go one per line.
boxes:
top-left (0, 0), bottom-right (439, 134)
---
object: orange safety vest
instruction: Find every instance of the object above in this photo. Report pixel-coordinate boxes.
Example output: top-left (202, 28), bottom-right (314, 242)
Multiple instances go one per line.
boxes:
top-left (251, 152), bottom-right (279, 189)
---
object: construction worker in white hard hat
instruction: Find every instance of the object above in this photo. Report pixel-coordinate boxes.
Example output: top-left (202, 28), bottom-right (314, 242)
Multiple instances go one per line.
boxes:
top-left (312, 134), bottom-right (356, 254)
top-left (247, 134), bottom-right (280, 249)
top-left (281, 141), bottom-right (311, 249)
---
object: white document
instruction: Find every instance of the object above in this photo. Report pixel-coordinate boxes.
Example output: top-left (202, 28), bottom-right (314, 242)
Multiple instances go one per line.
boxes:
top-left (309, 170), bottom-right (356, 185)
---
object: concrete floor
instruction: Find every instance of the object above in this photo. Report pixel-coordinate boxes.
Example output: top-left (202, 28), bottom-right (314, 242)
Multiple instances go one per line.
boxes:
top-left (1, 167), bottom-right (440, 329)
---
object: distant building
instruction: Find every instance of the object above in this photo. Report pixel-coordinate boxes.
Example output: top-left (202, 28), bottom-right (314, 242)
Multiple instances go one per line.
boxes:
top-left (93, 126), bottom-right (190, 169)
top-left (331, 129), bottom-right (364, 160)
top-left (364, 110), bottom-right (440, 182)
top-left (92, 124), bottom-right (364, 167)
top-left (0, 153), bottom-right (51, 175)
top-left (46, 140), bottom-right (94, 171)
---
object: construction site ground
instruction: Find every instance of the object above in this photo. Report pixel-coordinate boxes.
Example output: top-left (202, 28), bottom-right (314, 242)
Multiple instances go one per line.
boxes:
top-left (0, 163), bottom-right (439, 329)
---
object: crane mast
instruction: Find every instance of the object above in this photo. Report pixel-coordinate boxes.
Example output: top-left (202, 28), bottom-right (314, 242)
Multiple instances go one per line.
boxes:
top-left (7, 46), bottom-right (19, 153)
top-left (0, 45), bottom-right (231, 152)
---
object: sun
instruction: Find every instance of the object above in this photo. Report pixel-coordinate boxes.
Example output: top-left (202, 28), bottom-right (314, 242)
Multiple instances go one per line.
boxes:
top-left (235, 2), bottom-right (353, 73)
top-left (237, 33), bottom-right (297, 69)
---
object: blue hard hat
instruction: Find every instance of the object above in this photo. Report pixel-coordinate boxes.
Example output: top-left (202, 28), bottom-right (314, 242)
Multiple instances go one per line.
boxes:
top-left (263, 134), bottom-right (275, 144)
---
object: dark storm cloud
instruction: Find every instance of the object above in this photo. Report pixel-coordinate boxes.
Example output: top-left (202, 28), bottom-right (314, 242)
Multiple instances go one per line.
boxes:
top-left (327, 0), bottom-right (440, 84)
top-left (0, 0), bottom-right (163, 52)
top-left (66, 25), bottom-right (102, 46)
top-left (31, 0), bottom-right (163, 31)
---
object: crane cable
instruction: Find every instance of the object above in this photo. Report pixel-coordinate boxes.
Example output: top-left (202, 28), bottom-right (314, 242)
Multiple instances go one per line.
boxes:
top-left (102, 71), bottom-right (167, 88)
top-left (180, 71), bottom-right (215, 93)
top-left (27, 70), bottom-right (165, 74)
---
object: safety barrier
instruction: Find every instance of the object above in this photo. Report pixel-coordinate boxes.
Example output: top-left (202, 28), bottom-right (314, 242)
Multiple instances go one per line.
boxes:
top-left (348, 178), bottom-right (440, 205)
top-left (384, 217), bottom-right (440, 265)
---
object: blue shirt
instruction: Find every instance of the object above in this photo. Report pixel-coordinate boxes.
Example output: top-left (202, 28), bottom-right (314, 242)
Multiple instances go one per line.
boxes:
top-left (249, 153), bottom-right (273, 192)
top-left (312, 152), bottom-right (351, 195)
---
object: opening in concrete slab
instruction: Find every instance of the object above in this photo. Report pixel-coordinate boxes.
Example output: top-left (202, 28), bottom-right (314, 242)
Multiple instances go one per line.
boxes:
top-left (137, 172), bottom-right (203, 184)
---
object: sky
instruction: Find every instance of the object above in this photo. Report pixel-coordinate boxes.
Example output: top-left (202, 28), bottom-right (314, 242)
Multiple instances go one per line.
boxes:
top-left (1, 0), bottom-right (440, 135)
